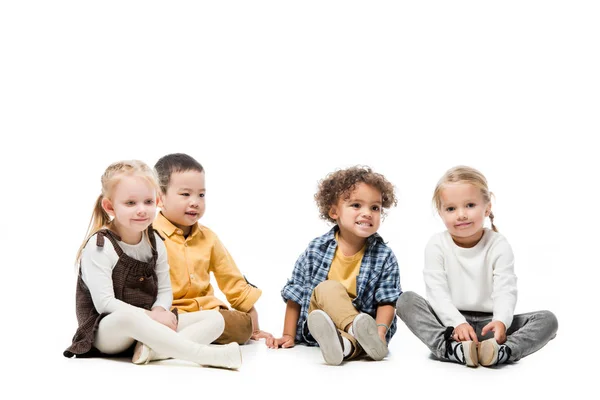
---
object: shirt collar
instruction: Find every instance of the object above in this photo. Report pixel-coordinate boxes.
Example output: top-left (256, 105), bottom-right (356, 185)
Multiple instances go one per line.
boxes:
top-left (154, 212), bottom-right (204, 239)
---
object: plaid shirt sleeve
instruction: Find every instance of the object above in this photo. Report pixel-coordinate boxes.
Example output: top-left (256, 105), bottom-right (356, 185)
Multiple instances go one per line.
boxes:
top-left (281, 250), bottom-right (307, 305)
top-left (374, 250), bottom-right (402, 305)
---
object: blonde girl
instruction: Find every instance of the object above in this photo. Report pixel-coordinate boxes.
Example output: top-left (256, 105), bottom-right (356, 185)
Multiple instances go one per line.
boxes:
top-left (64, 160), bottom-right (241, 369)
top-left (396, 166), bottom-right (558, 367)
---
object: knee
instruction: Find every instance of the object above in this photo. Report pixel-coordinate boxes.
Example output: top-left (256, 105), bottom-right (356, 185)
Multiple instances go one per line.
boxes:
top-left (395, 291), bottom-right (420, 318)
top-left (314, 280), bottom-right (345, 295)
top-left (206, 309), bottom-right (226, 332)
top-left (539, 310), bottom-right (559, 335)
top-left (108, 309), bottom-right (144, 331)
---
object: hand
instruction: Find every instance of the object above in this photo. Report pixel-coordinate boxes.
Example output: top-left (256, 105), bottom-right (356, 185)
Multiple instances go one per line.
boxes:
top-left (266, 334), bottom-right (295, 349)
top-left (452, 322), bottom-right (478, 344)
top-left (481, 320), bottom-right (507, 344)
top-left (146, 308), bottom-right (178, 331)
top-left (251, 329), bottom-right (274, 341)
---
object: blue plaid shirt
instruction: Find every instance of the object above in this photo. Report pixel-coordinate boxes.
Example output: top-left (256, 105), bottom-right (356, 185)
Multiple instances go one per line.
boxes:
top-left (281, 226), bottom-right (402, 345)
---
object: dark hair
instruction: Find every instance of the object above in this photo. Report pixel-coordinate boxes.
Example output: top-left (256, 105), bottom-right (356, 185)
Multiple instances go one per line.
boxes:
top-left (154, 153), bottom-right (204, 193)
top-left (315, 165), bottom-right (397, 224)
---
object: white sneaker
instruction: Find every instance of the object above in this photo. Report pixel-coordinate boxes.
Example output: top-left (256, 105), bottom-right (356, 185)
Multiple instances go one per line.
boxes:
top-left (478, 339), bottom-right (512, 367)
top-left (352, 313), bottom-right (388, 361)
top-left (445, 340), bottom-right (478, 367)
top-left (307, 310), bottom-right (344, 366)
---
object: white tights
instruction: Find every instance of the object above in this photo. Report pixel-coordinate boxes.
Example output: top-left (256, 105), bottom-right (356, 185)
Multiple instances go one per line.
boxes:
top-left (94, 309), bottom-right (225, 365)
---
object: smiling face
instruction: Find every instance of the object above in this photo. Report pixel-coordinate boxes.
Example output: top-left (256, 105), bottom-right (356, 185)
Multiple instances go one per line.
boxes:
top-left (438, 182), bottom-right (491, 248)
top-left (328, 182), bottom-right (382, 243)
top-left (158, 170), bottom-right (206, 236)
top-left (102, 174), bottom-right (157, 244)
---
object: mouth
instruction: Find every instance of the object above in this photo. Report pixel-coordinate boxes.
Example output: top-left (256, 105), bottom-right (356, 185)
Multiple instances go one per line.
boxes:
top-left (356, 221), bottom-right (373, 227)
top-left (185, 211), bottom-right (199, 217)
top-left (132, 218), bottom-right (149, 223)
top-left (455, 222), bottom-right (472, 228)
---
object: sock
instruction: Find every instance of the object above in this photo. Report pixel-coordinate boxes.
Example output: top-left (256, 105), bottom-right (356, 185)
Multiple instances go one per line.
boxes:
top-left (445, 341), bottom-right (465, 364)
top-left (342, 336), bottom-right (352, 357)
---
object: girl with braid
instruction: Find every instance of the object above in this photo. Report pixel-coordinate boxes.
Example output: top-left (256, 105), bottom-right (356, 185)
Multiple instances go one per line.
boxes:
top-left (396, 166), bottom-right (558, 367)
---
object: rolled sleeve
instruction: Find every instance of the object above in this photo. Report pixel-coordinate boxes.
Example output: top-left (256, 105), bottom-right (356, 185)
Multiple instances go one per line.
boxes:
top-left (374, 251), bottom-right (402, 305)
top-left (281, 252), bottom-right (307, 305)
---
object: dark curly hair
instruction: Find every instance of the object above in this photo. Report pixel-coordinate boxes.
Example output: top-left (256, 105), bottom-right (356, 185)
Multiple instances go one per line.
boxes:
top-left (315, 166), bottom-right (397, 224)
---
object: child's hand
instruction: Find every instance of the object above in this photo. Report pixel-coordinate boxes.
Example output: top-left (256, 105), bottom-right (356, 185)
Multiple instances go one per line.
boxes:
top-left (251, 329), bottom-right (274, 341)
top-left (266, 334), bottom-right (295, 349)
top-left (481, 320), bottom-right (507, 344)
top-left (452, 322), bottom-right (478, 344)
top-left (147, 308), bottom-right (178, 331)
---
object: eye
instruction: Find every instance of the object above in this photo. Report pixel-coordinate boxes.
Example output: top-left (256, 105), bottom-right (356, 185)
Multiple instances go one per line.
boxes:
top-left (199, 193), bottom-right (205, 198)
top-left (126, 201), bottom-right (136, 206)
top-left (445, 207), bottom-right (455, 212)
top-left (466, 203), bottom-right (476, 208)
top-left (371, 205), bottom-right (380, 212)
top-left (180, 193), bottom-right (190, 197)
top-left (351, 203), bottom-right (360, 209)
top-left (145, 199), bottom-right (155, 205)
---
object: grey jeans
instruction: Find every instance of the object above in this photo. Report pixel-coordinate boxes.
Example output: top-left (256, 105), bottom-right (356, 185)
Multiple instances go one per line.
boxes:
top-left (396, 291), bottom-right (558, 361)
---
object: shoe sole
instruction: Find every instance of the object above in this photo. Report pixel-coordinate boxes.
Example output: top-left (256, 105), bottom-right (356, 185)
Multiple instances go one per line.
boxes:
top-left (462, 340), bottom-right (479, 367)
top-left (307, 310), bottom-right (344, 366)
top-left (478, 339), bottom-right (498, 367)
top-left (353, 314), bottom-right (388, 361)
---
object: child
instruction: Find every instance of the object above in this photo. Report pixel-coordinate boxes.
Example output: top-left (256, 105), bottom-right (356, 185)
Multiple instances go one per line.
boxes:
top-left (64, 160), bottom-right (241, 369)
top-left (145, 153), bottom-right (271, 359)
top-left (396, 165), bottom-right (558, 367)
top-left (266, 166), bottom-right (402, 366)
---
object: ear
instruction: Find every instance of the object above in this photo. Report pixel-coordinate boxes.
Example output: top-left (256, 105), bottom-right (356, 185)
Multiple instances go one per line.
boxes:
top-left (485, 202), bottom-right (492, 217)
top-left (157, 193), bottom-right (164, 208)
top-left (101, 197), bottom-right (115, 217)
top-left (328, 206), bottom-right (338, 221)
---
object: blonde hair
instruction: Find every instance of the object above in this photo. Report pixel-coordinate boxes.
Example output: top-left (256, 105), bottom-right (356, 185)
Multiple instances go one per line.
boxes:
top-left (432, 165), bottom-right (498, 232)
top-left (75, 160), bottom-right (160, 265)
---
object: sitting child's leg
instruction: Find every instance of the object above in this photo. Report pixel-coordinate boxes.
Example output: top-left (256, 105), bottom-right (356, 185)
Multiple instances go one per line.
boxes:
top-left (396, 291), bottom-right (477, 366)
top-left (478, 310), bottom-right (558, 366)
top-left (309, 280), bottom-right (387, 362)
top-left (136, 309), bottom-right (226, 363)
top-left (96, 308), bottom-right (241, 369)
top-left (214, 309), bottom-right (252, 345)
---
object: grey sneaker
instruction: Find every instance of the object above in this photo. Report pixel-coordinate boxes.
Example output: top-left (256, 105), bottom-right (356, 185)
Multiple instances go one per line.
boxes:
top-left (478, 339), bottom-right (511, 367)
top-left (352, 313), bottom-right (388, 361)
top-left (307, 310), bottom-right (344, 366)
top-left (445, 340), bottom-right (478, 367)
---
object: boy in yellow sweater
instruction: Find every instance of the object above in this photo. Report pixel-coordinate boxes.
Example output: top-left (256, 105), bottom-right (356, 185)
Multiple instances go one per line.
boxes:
top-left (150, 153), bottom-right (271, 354)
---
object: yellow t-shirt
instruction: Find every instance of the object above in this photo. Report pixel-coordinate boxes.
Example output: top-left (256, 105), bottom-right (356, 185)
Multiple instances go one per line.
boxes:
top-left (327, 234), bottom-right (365, 298)
top-left (153, 212), bottom-right (262, 313)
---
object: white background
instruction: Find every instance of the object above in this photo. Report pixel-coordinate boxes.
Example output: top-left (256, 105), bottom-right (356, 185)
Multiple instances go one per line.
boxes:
top-left (1, 1), bottom-right (598, 398)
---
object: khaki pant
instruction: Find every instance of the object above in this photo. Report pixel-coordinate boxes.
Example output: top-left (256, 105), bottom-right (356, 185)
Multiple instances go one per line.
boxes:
top-left (214, 309), bottom-right (253, 345)
top-left (308, 280), bottom-right (363, 359)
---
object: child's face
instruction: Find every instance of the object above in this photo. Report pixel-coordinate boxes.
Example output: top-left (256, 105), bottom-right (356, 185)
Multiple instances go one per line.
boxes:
top-left (102, 175), bottom-right (157, 244)
top-left (438, 182), bottom-right (491, 247)
top-left (328, 182), bottom-right (382, 241)
top-left (159, 170), bottom-right (206, 233)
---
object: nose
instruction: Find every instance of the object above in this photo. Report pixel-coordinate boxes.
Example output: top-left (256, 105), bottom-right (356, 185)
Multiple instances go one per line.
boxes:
top-left (361, 208), bottom-right (372, 219)
top-left (457, 208), bottom-right (467, 219)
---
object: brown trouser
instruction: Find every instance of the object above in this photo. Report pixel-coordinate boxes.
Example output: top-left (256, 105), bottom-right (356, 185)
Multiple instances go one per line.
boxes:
top-left (308, 280), bottom-right (363, 359)
top-left (213, 309), bottom-right (253, 345)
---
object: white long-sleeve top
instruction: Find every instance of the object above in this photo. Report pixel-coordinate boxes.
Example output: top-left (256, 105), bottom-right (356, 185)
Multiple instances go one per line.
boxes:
top-left (423, 228), bottom-right (518, 329)
top-left (80, 231), bottom-right (173, 314)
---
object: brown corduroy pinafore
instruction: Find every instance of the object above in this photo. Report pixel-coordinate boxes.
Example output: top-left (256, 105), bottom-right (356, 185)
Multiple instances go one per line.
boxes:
top-left (64, 228), bottom-right (163, 358)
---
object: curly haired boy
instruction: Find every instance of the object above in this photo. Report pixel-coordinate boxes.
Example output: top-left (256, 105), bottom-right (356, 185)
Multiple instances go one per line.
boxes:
top-left (266, 166), bottom-right (402, 365)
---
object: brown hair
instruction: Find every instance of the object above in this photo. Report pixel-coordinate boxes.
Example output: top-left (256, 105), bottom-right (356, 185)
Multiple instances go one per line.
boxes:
top-left (433, 165), bottom-right (497, 232)
top-left (315, 165), bottom-right (397, 224)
